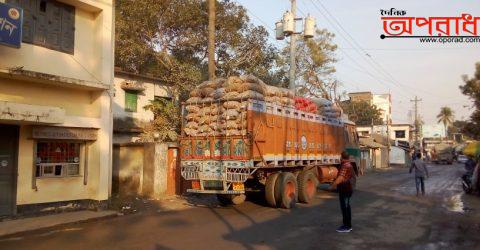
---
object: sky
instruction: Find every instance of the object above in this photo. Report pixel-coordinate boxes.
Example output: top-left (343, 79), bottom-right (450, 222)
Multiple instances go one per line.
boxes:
top-left (235, 0), bottom-right (479, 125)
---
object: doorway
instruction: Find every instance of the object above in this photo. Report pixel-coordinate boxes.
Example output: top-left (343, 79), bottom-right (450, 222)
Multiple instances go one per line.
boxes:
top-left (0, 125), bottom-right (18, 216)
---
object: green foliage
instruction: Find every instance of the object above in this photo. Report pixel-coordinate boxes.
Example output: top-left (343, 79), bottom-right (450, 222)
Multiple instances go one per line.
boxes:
top-left (279, 29), bottom-right (338, 99)
top-left (459, 62), bottom-right (480, 139)
top-left (142, 98), bottom-right (180, 142)
top-left (340, 100), bottom-right (383, 126)
top-left (436, 106), bottom-right (454, 137)
top-left (115, 0), bottom-right (281, 141)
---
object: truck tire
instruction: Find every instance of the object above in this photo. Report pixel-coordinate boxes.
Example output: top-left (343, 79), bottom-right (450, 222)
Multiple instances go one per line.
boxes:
top-left (275, 172), bottom-right (297, 209)
top-left (217, 194), bottom-right (246, 206)
top-left (265, 173), bottom-right (280, 207)
top-left (297, 170), bottom-right (317, 204)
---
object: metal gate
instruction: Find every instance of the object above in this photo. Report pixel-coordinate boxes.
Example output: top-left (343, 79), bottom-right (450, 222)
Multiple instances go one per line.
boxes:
top-left (0, 125), bottom-right (18, 216)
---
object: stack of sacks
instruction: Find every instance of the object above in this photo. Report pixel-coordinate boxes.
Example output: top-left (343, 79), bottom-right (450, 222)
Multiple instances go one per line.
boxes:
top-left (294, 97), bottom-right (318, 113)
top-left (323, 105), bottom-right (342, 119)
top-left (310, 98), bottom-right (340, 118)
top-left (184, 75), bottom-right (266, 136)
top-left (265, 85), bottom-right (295, 107)
top-left (311, 97), bottom-right (332, 114)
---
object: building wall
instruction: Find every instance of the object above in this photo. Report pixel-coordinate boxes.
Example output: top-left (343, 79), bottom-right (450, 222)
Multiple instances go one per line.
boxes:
top-left (348, 92), bottom-right (373, 104)
top-left (0, 80), bottom-right (101, 118)
top-left (357, 124), bottom-right (412, 143)
top-left (112, 144), bottom-right (144, 196)
top-left (422, 124), bottom-right (446, 138)
top-left (113, 73), bottom-right (171, 144)
top-left (16, 125), bottom-right (102, 204)
top-left (0, 0), bottom-right (113, 85)
top-left (0, 0), bottom-right (114, 209)
top-left (372, 94), bottom-right (391, 123)
top-left (113, 75), bottom-right (170, 122)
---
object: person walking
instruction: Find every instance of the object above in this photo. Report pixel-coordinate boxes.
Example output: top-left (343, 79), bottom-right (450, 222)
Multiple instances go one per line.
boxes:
top-left (409, 152), bottom-right (429, 196)
top-left (330, 151), bottom-right (356, 233)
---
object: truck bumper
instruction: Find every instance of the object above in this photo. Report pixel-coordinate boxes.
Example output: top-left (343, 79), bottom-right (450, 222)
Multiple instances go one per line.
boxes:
top-left (187, 189), bottom-right (245, 194)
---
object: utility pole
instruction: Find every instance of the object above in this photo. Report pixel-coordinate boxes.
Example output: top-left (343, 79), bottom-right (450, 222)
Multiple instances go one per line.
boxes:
top-left (288, 0), bottom-right (297, 92)
top-left (410, 96), bottom-right (422, 147)
top-left (208, 0), bottom-right (216, 80)
top-left (386, 114), bottom-right (391, 167)
top-left (275, 1), bottom-right (315, 93)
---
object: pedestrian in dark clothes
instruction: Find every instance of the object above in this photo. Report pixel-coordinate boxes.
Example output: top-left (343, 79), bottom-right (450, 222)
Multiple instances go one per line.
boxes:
top-left (330, 151), bottom-right (356, 233)
top-left (409, 152), bottom-right (429, 196)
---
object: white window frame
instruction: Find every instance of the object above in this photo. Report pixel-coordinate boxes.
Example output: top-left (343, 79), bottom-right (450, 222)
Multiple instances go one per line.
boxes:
top-left (35, 141), bottom-right (84, 178)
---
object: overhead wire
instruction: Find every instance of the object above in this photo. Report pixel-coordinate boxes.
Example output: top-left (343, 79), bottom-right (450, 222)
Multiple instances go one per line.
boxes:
top-left (234, 0), bottom-right (288, 47)
top-left (309, 0), bottom-right (414, 100)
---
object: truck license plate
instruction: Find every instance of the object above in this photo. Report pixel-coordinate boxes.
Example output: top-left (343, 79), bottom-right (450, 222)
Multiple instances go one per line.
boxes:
top-left (232, 183), bottom-right (244, 191)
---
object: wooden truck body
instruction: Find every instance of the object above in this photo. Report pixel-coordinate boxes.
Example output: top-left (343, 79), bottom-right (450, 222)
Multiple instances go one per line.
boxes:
top-left (180, 98), bottom-right (357, 208)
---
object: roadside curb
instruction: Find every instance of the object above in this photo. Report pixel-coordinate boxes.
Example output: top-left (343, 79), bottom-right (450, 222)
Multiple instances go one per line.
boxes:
top-left (0, 211), bottom-right (118, 240)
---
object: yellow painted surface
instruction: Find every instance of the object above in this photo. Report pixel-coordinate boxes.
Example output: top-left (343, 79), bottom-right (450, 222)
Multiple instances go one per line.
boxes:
top-left (0, 0), bottom-right (114, 85)
top-left (0, 80), bottom-right (101, 118)
top-left (112, 145), bottom-right (144, 196)
top-left (16, 125), bottom-right (102, 205)
top-left (0, 0), bottom-right (114, 205)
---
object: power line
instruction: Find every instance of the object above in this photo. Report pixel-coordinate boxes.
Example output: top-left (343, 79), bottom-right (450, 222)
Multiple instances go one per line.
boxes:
top-left (339, 47), bottom-right (479, 51)
top-left (307, 1), bottom-right (404, 95)
top-left (310, 0), bottom-right (415, 99)
top-left (234, 0), bottom-right (288, 47)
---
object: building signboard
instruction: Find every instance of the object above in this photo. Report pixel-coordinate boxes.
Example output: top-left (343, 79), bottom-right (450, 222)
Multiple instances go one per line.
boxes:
top-left (0, 2), bottom-right (22, 48)
top-left (32, 126), bottom-right (98, 141)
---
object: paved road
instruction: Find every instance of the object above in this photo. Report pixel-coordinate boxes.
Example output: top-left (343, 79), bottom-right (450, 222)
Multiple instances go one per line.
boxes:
top-left (1, 163), bottom-right (479, 250)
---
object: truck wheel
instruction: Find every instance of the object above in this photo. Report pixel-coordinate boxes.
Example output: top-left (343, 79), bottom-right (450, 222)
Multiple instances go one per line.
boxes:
top-left (275, 172), bottom-right (297, 209)
top-left (297, 170), bottom-right (317, 203)
top-left (265, 173), bottom-right (280, 207)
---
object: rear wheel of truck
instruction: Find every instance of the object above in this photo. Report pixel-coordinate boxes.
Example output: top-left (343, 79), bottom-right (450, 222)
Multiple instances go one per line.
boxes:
top-left (297, 170), bottom-right (317, 203)
top-left (265, 173), bottom-right (280, 207)
top-left (275, 172), bottom-right (297, 209)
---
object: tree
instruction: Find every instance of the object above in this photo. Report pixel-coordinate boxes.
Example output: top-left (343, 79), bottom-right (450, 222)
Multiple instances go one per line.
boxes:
top-left (115, 0), bottom-right (280, 141)
top-left (142, 98), bottom-right (180, 142)
top-left (340, 100), bottom-right (383, 126)
top-left (436, 106), bottom-right (454, 139)
top-left (279, 29), bottom-right (338, 99)
top-left (459, 62), bottom-right (480, 139)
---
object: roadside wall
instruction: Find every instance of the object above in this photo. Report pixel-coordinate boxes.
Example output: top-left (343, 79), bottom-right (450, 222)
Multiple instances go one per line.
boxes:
top-left (112, 142), bottom-right (181, 198)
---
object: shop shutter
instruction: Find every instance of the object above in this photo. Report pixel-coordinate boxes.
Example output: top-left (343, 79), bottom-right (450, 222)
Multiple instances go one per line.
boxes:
top-left (125, 91), bottom-right (138, 112)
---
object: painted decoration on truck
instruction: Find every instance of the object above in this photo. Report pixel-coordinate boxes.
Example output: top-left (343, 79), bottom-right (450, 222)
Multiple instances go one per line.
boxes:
top-left (204, 140), bottom-right (211, 157)
top-left (214, 140), bottom-right (221, 157)
top-left (234, 140), bottom-right (246, 158)
top-left (222, 140), bottom-right (230, 156)
top-left (181, 140), bottom-right (192, 158)
top-left (301, 135), bottom-right (307, 150)
top-left (195, 140), bottom-right (204, 157)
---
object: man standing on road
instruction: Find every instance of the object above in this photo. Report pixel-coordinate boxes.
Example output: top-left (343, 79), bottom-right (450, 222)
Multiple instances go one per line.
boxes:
top-left (409, 152), bottom-right (429, 196)
top-left (330, 151), bottom-right (356, 233)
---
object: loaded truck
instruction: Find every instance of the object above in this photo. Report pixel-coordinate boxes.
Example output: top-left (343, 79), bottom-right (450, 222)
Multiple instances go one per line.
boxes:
top-left (180, 76), bottom-right (359, 208)
top-left (432, 143), bottom-right (454, 164)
